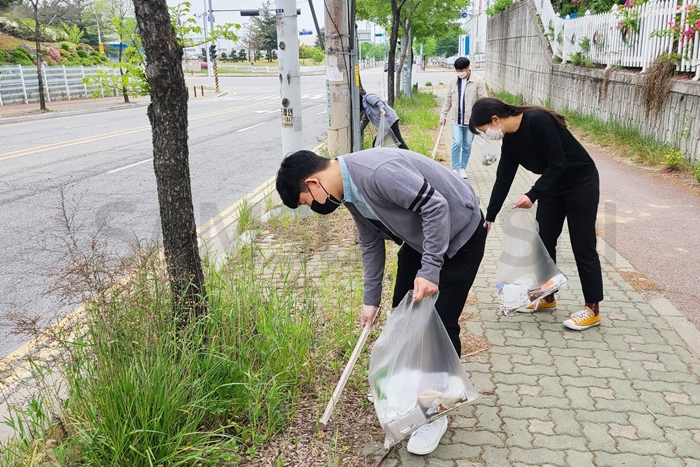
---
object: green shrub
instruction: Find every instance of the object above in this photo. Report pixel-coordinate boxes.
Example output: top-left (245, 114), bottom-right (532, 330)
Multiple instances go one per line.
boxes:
top-left (425, 81), bottom-right (432, 86)
top-left (0, 49), bottom-right (10, 63)
top-left (61, 43), bottom-right (70, 51)
top-left (10, 48), bottom-right (33, 66)
top-left (486, 0), bottom-right (514, 16)
top-left (663, 147), bottom-right (684, 171)
top-left (77, 49), bottom-right (88, 58)
top-left (694, 163), bottom-right (700, 183)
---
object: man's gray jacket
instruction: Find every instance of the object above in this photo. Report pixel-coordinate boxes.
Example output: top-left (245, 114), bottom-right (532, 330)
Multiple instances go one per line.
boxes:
top-left (343, 148), bottom-right (482, 306)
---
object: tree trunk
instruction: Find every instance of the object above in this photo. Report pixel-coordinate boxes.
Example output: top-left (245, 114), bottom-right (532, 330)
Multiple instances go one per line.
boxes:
top-left (34, 8), bottom-right (46, 111)
top-left (395, 19), bottom-right (410, 100)
top-left (131, 0), bottom-right (207, 322)
top-left (118, 35), bottom-right (130, 103)
top-left (387, 0), bottom-right (402, 106)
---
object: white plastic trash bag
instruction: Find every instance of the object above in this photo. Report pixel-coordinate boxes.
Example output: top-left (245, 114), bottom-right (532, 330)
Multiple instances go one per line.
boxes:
top-left (368, 291), bottom-right (479, 449)
top-left (476, 135), bottom-right (500, 166)
top-left (374, 114), bottom-right (400, 148)
top-left (496, 209), bottom-right (568, 315)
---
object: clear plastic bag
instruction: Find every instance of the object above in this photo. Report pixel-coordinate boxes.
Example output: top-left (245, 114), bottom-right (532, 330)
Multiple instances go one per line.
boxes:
top-left (475, 134), bottom-right (500, 166)
top-left (374, 114), bottom-right (400, 148)
top-left (368, 291), bottom-right (479, 449)
top-left (496, 209), bottom-right (567, 315)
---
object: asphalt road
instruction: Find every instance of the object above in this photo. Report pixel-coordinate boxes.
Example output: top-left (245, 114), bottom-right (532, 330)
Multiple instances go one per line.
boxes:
top-left (0, 65), bottom-right (474, 359)
top-left (0, 73), bottom-right (332, 359)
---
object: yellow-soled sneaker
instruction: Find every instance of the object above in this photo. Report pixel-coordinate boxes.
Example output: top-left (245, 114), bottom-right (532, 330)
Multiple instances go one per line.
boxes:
top-left (519, 299), bottom-right (557, 313)
top-left (563, 307), bottom-right (601, 331)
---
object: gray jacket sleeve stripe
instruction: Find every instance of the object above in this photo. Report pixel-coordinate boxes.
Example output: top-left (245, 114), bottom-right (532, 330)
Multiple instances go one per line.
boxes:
top-left (408, 179), bottom-right (429, 211)
top-left (415, 186), bottom-right (435, 213)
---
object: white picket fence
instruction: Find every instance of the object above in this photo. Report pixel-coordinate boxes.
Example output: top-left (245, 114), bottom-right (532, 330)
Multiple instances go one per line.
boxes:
top-left (0, 65), bottom-right (121, 106)
top-left (533, 0), bottom-right (700, 79)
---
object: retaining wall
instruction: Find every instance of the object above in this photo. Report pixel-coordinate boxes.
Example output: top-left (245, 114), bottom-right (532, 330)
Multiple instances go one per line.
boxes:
top-left (486, 0), bottom-right (700, 160)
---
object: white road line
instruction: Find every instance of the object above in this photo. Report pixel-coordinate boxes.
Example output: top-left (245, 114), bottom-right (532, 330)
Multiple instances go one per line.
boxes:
top-left (107, 158), bottom-right (153, 174)
top-left (65, 120), bottom-right (108, 128)
top-left (317, 110), bottom-right (327, 114)
top-left (237, 122), bottom-right (266, 132)
top-left (302, 104), bottom-right (323, 112)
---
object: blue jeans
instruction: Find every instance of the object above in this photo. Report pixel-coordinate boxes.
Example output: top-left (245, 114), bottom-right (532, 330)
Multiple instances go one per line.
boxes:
top-left (451, 124), bottom-right (474, 171)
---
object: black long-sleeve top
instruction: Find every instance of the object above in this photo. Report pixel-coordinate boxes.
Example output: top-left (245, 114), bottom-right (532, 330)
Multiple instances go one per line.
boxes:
top-left (485, 109), bottom-right (597, 222)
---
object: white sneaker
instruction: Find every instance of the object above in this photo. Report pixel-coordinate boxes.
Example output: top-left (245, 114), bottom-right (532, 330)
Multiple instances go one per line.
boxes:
top-left (406, 416), bottom-right (448, 455)
top-left (457, 168), bottom-right (468, 179)
top-left (452, 169), bottom-right (459, 176)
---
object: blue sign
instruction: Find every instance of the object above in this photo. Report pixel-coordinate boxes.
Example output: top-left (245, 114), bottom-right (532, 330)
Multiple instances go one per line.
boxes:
top-left (461, 12), bottom-right (467, 18)
top-left (299, 29), bottom-right (313, 35)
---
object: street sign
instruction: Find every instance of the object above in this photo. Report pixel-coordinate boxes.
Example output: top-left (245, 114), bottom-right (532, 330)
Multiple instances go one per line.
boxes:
top-left (299, 29), bottom-right (313, 35)
top-left (98, 43), bottom-right (104, 53)
top-left (461, 11), bottom-right (467, 18)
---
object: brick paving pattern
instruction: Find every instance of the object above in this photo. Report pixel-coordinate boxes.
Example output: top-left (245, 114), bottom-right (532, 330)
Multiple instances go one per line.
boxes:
top-left (365, 113), bottom-right (700, 466)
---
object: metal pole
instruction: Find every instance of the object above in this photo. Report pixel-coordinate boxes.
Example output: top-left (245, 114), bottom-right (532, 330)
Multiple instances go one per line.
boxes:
top-left (307, 0), bottom-right (324, 49)
top-left (325, 0), bottom-right (352, 156)
top-left (203, 0), bottom-right (212, 88)
top-left (276, 0), bottom-right (303, 157)
top-left (42, 65), bottom-right (51, 102)
top-left (19, 65), bottom-right (28, 104)
top-left (63, 65), bottom-right (70, 100)
top-left (350, 22), bottom-right (361, 153)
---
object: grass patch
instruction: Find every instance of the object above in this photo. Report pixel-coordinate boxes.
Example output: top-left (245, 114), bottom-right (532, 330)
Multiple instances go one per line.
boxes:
top-left (492, 90), bottom-right (693, 170)
top-left (0, 208), bottom-right (365, 466)
top-left (393, 91), bottom-right (440, 155)
top-left (0, 32), bottom-right (33, 50)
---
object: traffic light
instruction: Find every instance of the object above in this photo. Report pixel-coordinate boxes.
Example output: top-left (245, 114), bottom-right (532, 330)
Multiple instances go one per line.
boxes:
top-left (209, 44), bottom-right (217, 61)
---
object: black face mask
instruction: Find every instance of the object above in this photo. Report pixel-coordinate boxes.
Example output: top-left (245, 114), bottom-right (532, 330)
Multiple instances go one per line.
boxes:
top-left (309, 183), bottom-right (342, 215)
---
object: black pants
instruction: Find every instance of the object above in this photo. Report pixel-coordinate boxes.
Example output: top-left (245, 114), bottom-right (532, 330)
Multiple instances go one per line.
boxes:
top-left (391, 214), bottom-right (487, 357)
top-left (390, 121), bottom-right (409, 150)
top-left (369, 121), bottom-right (409, 150)
top-left (536, 170), bottom-right (604, 304)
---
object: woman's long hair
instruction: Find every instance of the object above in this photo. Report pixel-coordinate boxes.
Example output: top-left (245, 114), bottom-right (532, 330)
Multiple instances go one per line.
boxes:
top-left (468, 97), bottom-right (566, 134)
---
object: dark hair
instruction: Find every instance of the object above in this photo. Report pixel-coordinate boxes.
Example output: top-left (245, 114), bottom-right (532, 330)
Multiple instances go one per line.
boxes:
top-left (468, 97), bottom-right (567, 134)
top-left (276, 150), bottom-right (331, 209)
top-left (454, 57), bottom-right (470, 70)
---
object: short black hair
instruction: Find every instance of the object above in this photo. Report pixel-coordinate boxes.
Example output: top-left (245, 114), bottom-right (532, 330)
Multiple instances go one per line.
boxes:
top-left (276, 150), bottom-right (331, 209)
top-left (454, 57), bottom-right (470, 70)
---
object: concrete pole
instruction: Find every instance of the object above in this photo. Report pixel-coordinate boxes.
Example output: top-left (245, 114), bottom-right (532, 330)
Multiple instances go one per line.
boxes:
top-left (203, 0), bottom-right (212, 88)
top-left (276, 0), bottom-right (304, 157)
top-left (325, 0), bottom-right (352, 156)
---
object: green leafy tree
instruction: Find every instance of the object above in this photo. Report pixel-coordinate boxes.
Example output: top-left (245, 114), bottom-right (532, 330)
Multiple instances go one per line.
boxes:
top-left (0, 0), bottom-right (19, 11)
top-left (357, 0), bottom-right (468, 104)
top-left (63, 22), bottom-right (84, 43)
top-left (435, 35), bottom-right (459, 57)
top-left (237, 48), bottom-right (247, 62)
top-left (250, 0), bottom-right (276, 62)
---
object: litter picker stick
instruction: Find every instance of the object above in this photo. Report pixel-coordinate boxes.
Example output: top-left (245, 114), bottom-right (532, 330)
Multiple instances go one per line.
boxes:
top-left (431, 124), bottom-right (445, 160)
top-left (319, 326), bottom-right (372, 430)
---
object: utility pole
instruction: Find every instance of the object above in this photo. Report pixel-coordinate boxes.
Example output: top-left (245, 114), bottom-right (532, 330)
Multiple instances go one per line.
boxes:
top-left (276, 0), bottom-right (303, 156)
top-left (325, 0), bottom-right (352, 156)
top-left (308, 0), bottom-right (324, 49)
top-left (203, 0), bottom-right (212, 88)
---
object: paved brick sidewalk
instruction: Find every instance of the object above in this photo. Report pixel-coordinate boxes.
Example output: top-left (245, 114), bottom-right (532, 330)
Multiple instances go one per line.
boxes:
top-left (365, 99), bottom-right (700, 466)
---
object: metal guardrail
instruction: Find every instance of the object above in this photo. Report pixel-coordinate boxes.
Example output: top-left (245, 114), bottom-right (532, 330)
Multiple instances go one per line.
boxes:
top-left (0, 65), bottom-right (121, 106)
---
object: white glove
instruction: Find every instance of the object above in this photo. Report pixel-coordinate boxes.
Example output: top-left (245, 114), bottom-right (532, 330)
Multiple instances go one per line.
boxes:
top-left (361, 305), bottom-right (380, 329)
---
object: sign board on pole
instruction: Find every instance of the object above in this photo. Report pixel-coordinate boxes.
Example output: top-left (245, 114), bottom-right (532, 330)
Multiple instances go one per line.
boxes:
top-left (357, 30), bottom-right (372, 42)
top-left (281, 107), bottom-right (294, 127)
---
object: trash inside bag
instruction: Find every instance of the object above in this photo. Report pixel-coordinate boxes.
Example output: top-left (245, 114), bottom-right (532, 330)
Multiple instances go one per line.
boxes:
top-left (368, 291), bottom-right (479, 449)
top-left (476, 135), bottom-right (500, 166)
top-left (374, 114), bottom-right (400, 148)
top-left (496, 209), bottom-right (568, 315)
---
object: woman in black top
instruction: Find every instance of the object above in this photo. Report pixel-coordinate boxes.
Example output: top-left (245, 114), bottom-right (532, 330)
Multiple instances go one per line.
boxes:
top-left (469, 97), bottom-right (603, 331)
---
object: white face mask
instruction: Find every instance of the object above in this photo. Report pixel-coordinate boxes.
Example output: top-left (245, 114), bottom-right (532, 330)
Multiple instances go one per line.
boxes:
top-left (484, 122), bottom-right (504, 141)
top-left (456, 71), bottom-right (467, 79)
